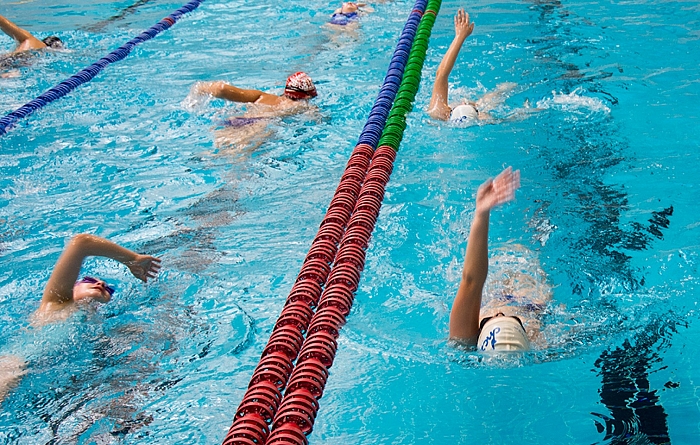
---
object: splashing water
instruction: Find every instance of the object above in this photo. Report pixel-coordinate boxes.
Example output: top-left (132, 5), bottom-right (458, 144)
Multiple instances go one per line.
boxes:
top-left (536, 87), bottom-right (611, 114)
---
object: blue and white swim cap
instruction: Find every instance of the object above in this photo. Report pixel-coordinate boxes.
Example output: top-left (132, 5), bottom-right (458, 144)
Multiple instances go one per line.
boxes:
top-left (477, 316), bottom-right (530, 352)
top-left (449, 104), bottom-right (478, 122)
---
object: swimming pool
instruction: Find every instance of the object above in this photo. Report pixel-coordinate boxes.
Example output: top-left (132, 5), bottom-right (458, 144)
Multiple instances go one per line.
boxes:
top-left (1, 0), bottom-right (699, 443)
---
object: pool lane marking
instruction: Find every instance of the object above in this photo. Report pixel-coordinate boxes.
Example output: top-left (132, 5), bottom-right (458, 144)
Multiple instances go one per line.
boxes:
top-left (0, 0), bottom-right (204, 137)
top-left (220, 1), bottom-right (442, 444)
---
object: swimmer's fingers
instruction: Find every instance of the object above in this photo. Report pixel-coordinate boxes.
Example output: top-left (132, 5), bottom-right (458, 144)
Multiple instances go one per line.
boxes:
top-left (128, 255), bottom-right (162, 282)
top-left (493, 166), bottom-right (520, 203)
top-left (146, 256), bottom-right (162, 279)
top-left (454, 8), bottom-right (474, 38)
top-left (477, 167), bottom-right (520, 212)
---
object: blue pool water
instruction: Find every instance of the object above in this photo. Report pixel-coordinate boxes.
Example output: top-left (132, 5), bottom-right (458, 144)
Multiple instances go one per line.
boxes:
top-left (1, 0), bottom-right (699, 443)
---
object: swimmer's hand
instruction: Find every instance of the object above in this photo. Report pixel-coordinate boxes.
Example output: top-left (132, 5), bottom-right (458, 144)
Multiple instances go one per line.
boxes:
top-left (183, 82), bottom-right (218, 110)
top-left (454, 8), bottom-right (474, 40)
top-left (127, 255), bottom-right (161, 282)
top-left (192, 81), bottom-right (224, 96)
top-left (475, 166), bottom-right (520, 215)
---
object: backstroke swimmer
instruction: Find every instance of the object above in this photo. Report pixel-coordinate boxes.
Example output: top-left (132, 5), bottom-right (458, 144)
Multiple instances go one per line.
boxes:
top-left (449, 167), bottom-right (552, 352)
top-left (187, 72), bottom-right (319, 151)
top-left (328, 2), bottom-right (374, 27)
top-left (0, 233), bottom-right (160, 402)
top-left (323, 2), bottom-right (377, 43)
top-left (427, 9), bottom-right (522, 124)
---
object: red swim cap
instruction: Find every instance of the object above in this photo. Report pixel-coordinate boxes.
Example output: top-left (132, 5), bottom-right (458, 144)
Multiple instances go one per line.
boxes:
top-left (284, 72), bottom-right (317, 100)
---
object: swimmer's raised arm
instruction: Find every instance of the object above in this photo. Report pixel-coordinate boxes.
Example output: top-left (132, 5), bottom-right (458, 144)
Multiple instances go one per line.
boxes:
top-left (41, 234), bottom-right (161, 307)
top-left (0, 14), bottom-right (46, 52)
top-left (428, 8), bottom-right (474, 121)
top-left (194, 81), bottom-right (281, 105)
top-left (449, 167), bottom-right (520, 343)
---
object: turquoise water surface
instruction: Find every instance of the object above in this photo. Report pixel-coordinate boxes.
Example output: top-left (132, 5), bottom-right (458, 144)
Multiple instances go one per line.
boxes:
top-left (1, 0), bottom-right (699, 443)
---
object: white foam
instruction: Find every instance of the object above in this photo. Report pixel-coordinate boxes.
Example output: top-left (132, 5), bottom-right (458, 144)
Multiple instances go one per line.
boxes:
top-left (536, 87), bottom-right (611, 114)
top-left (181, 83), bottom-right (212, 111)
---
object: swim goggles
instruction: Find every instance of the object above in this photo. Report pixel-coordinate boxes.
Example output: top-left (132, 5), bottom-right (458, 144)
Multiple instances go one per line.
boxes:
top-left (76, 276), bottom-right (115, 297)
top-left (284, 85), bottom-right (318, 99)
top-left (479, 313), bottom-right (525, 332)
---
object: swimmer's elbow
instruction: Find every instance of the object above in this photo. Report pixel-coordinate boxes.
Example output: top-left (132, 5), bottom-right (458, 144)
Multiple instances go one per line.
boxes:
top-left (70, 233), bottom-right (92, 246)
top-left (67, 233), bottom-right (102, 254)
top-left (434, 65), bottom-right (450, 82)
top-left (461, 270), bottom-right (486, 292)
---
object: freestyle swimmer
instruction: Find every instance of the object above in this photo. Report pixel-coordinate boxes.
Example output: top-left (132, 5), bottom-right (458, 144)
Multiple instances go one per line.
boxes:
top-left (192, 71), bottom-right (317, 109)
top-left (329, 2), bottom-right (373, 26)
top-left (0, 13), bottom-right (63, 54)
top-left (188, 72), bottom-right (318, 150)
top-left (34, 233), bottom-right (160, 324)
top-left (1, 234), bottom-right (160, 402)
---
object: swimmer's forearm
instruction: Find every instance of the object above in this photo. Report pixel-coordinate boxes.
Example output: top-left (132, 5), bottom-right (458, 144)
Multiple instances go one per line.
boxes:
top-left (435, 36), bottom-right (467, 80)
top-left (449, 212), bottom-right (490, 341)
top-left (0, 15), bottom-right (32, 43)
top-left (197, 81), bottom-right (264, 103)
top-left (70, 234), bottom-right (139, 264)
top-left (463, 212), bottom-right (490, 286)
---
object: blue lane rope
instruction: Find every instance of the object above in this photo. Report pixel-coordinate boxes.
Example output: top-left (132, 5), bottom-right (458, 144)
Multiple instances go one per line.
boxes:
top-left (355, 4), bottom-right (425, 149)
top-left (0, 0), bottom-right (204, 136)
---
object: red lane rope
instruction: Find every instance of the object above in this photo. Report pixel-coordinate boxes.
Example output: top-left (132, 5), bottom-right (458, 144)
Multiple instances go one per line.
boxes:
top-left (221, 143), bottom-right (374, 445)
top-left (265, 145), bottom-right (397, 444)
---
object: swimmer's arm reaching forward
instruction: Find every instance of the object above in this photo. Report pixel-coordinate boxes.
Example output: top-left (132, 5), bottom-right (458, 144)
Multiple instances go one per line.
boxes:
top-left (449, 167), bottom-right (520, 343)
top-left (428, 8), bottom-right (474, 121)
top-left (193, 81), bottom-right (282, 106)
top-left (0, 14), bottom-right (46, 52)
top-left (41, 234), bottom-right (161, 308)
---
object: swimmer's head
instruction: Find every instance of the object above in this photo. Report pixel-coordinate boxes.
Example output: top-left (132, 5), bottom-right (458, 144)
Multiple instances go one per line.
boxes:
top-left (284, 72), bottom-right (317, 100)
top-left (450, 104), bottom-right (478, 122)
top-left (476, 313), bottom-right (530, 352)
top-left (41, 36), bottom-right (64, 49)
top-left (73, 276), bottom-right (115, 304)
top-left (341, 2), bottom-right (360, 13)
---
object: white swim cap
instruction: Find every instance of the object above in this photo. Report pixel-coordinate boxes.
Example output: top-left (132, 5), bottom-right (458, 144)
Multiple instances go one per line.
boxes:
top-left (477, 316), bottom-right (530, 352)
top-left (449, 104), bottom-right (478, 122)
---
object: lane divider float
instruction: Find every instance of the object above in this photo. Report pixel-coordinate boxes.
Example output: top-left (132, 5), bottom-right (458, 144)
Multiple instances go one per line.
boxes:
top-left (221, 0), bottom-right (442, 444)
top-left (0, 0), bottom-right (203, 136)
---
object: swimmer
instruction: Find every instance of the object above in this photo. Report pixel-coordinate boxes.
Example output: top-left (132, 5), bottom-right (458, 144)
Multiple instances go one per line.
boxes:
top-left (192, 71), bottom-right (317, 109)
top-left (449, 167), bottom-right (551, 352)
top-left (34, 233), bottom-right (161, 324)
top-left (427, 9), bottom-right (518, 123)
top-left (0, 13), bottom-right (63, 54)
top-left (189, 72), bottom-right (319, 151)
top-left (0, 234), bottom-right (160, 402)
top-left (329, 2), bottom-right (373, 26)
top-left (1, 13), bottom-right (63, 77)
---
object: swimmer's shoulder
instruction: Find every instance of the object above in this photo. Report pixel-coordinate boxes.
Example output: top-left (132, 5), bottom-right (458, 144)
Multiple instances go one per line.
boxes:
top-left (253, 93), bottom-right (288, 107)
top-left (252, 96), bottom-right (312, 118)
top-left (31, 300), bottom-right (77, 326)
top-left (16, 37), bottom-right (46, 53)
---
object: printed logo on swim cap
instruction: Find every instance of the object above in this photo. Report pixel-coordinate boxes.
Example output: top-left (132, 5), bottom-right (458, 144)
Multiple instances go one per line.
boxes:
top-left (284, 72), bottom-right (317, 100)
top-left (477, 316), bottom-right (531, 352)
top-left (450, 104), bottom-right (478, 122)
